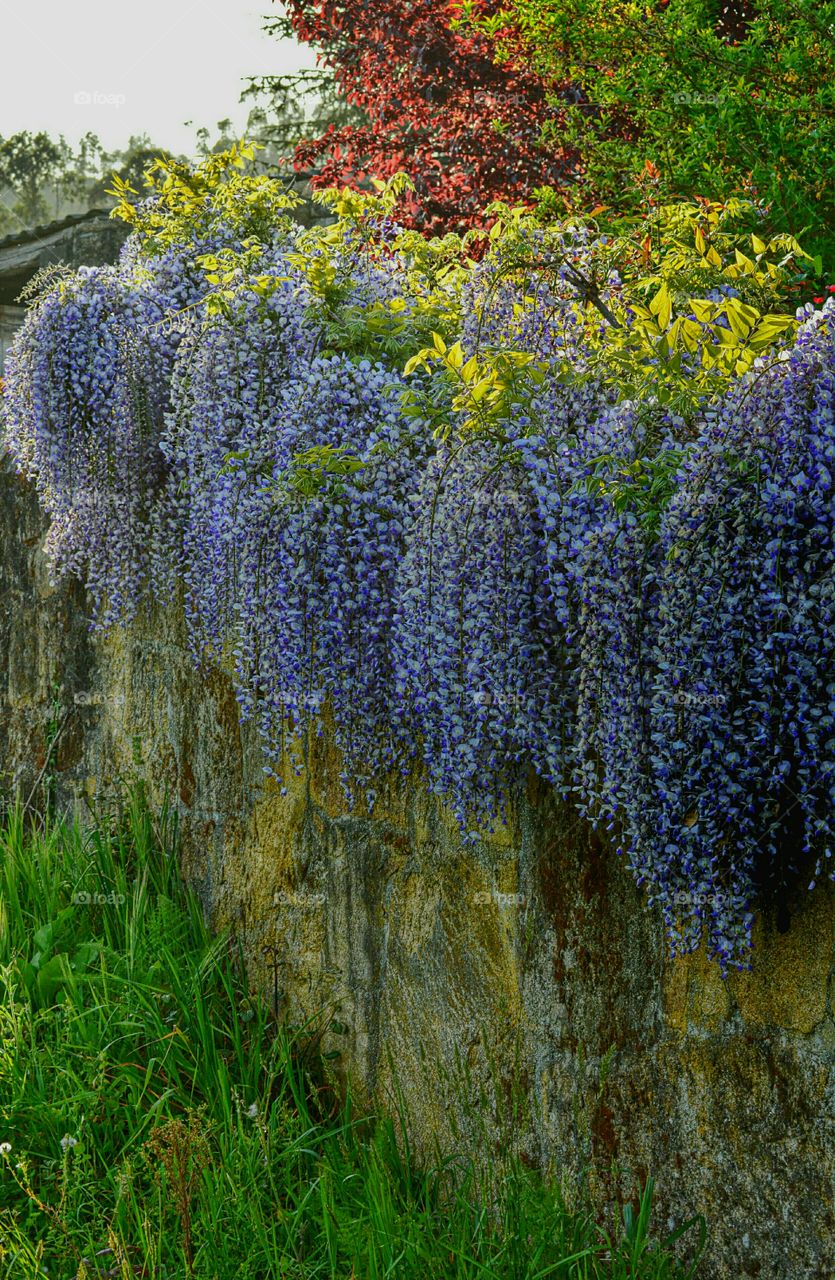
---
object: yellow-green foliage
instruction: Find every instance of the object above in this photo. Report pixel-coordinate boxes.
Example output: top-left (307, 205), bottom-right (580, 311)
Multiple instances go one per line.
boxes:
top-left (404, 195), bottom-right (809, 428)
top-left (108, 140), bottom-right (304, 254)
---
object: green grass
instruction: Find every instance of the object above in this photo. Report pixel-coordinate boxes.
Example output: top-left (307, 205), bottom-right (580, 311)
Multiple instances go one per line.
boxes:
top-left (0, 791), bottom-right (706, 1278)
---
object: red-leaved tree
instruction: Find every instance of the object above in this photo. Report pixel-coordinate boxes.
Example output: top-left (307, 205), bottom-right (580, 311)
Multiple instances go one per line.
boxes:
top-left (278, 0), bottom-right (573, 233)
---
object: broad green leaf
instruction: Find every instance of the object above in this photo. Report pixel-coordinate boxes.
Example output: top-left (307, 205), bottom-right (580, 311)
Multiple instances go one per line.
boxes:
top-left (445, 342), bottom-right (465, 370)
top-left (723, 299), bottom-right (755, 341)
top-left (649, 283), bottom-right (672, 329)
top-left (688, 298), bottom-right (715, 324)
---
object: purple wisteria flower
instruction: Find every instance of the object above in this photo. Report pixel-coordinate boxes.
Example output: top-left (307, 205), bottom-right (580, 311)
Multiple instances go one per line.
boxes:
top-left (2, 188), bottom-right (832, 970)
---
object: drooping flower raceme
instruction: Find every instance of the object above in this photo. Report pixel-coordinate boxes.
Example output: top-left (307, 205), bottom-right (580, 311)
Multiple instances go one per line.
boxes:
top-left (2, 182), bottom-right (833, 971)
top-left (229, 352), bottom-right (434, 803)
top-left (393, 437), bottom-right (561, 830)
top-left (2, 267), bottom-right (177, 624)
top-left (639, 305), bottom-right (835, 966)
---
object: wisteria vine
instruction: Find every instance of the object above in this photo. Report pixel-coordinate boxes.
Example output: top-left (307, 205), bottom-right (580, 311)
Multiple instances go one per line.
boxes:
top-left (2, 166), bottom-right (833, 971)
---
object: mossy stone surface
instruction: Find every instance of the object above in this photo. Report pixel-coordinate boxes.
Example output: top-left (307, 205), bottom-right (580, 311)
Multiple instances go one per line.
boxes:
top-left (2, 467), bottom-right (833, 1279)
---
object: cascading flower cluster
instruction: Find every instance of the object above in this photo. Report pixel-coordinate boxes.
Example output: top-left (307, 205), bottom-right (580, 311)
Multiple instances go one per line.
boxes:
top-left (2, 266), bottom-right (177, 624)
top-left (159, 258), bottom-right (314, 659)
top-left (2, 156), bottom-right (832, 971)
top-left (394, 439), bottom-right (563, 831)
top-left (228, 352), bottom-right (433, 803)
top-left (643, 308), bottom-right (835, 961)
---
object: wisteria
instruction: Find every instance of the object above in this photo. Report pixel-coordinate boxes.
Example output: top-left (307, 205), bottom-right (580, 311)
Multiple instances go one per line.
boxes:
top-left (2, 266), bottom-right (177, 624)
top-left (159, 260), bottom-right (313, 657)
top-left (2, 164), bottom-right (833, 970)
top-left (393, 438), bottom-right (565, 831)
top-left (229, 353), bottom-right (432, 802)
top-left (645, 308), bottom-right (835, 961)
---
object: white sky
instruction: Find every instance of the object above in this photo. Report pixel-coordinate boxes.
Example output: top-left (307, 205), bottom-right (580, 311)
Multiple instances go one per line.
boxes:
top-left (0, 0), bottom-right (317, 156)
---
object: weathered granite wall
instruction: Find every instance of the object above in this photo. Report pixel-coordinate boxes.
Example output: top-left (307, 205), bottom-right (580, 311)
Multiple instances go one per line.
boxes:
top-left (1, 458), bottom-right (833, 1279)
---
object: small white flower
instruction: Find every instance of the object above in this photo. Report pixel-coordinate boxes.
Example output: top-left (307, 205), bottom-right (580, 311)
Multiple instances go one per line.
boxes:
top-left (60, 1135), bottom-right (78, 1152)
top-left (0, 1143), bottom-right (11, 1155)
top-left (246, 1103), bottom-right (258, 1119)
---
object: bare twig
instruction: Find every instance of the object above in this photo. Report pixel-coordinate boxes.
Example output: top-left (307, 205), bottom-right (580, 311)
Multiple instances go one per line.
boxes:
top-left (22, 707), bottom-right (71, 816)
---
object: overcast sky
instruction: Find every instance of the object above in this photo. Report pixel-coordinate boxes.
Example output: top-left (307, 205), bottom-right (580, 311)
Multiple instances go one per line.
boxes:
top-left (0, 0), bottom-right (316, 156)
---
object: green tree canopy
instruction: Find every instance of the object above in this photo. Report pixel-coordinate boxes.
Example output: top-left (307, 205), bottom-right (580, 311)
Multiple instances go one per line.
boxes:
top-left (463, 0), bottom-right (835, 272)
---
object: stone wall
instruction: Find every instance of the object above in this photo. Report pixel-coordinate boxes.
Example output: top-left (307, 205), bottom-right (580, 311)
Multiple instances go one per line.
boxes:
top-left (1, 458), bottom-right (833, 1279)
